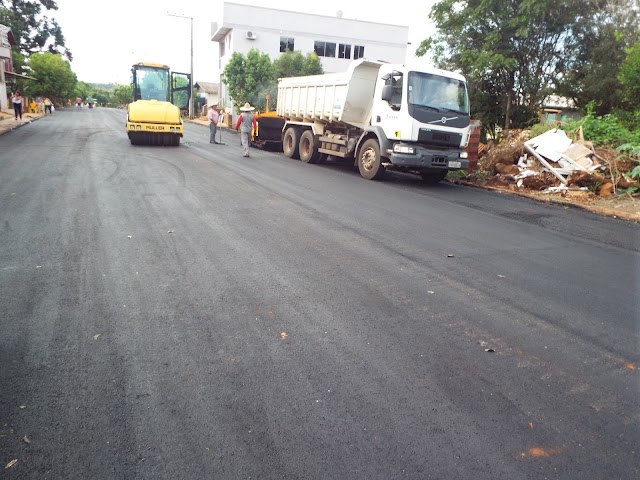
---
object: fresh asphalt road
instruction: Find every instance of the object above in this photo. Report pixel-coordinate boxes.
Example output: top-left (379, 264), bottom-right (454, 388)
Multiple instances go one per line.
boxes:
top-left (0, 107), bottom-right (638, 479)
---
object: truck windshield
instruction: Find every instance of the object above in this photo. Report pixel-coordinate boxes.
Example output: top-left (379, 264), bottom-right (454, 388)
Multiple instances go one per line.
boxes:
top-left (135, 66), bottom-right (170, 102)
top-left (408, 72), bottom-right (469, 115)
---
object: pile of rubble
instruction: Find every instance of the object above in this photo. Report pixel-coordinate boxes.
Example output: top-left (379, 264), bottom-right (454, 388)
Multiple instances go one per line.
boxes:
top-left (472, 128), bottom-right (638, 196)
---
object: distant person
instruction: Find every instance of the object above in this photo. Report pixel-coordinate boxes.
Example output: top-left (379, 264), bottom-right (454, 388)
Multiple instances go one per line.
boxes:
top-left (43, 97), bottom-right (53, 115)
top-left (76, 96), bottom-right (82, 109)
top-left (207, 105), bottom-right (220, 144)
top-left (11, 91), bottom-right (23, 120)
top-left (87, 96), bottom-right (94, 109)
top-left (235, 102), bottom-right (257, 157)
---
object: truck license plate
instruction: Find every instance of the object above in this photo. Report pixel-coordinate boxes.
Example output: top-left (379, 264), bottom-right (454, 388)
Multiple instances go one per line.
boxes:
top-left (448, 161), bottom-right (462, 168)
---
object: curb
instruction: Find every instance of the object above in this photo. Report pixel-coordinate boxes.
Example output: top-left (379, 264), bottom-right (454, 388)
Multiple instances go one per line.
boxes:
top-left (451, 179), bottom-right (639, 222)
top-left (0, 114), bottom-right (43, 136)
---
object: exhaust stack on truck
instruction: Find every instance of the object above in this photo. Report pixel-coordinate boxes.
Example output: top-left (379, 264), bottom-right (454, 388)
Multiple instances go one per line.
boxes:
top-left (274, 59), bottom-right (471, 182)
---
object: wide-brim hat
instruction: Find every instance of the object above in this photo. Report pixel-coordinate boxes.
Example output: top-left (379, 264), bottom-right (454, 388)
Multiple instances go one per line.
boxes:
top-left (240, 102), bottom-right (255, 111)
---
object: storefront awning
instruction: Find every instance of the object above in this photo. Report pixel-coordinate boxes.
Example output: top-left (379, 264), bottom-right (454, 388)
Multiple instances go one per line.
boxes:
top-left (5, 71), bottom-right (38, 80)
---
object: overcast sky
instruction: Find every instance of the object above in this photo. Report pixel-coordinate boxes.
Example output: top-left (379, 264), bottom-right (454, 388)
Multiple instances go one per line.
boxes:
top-left (53, 0), bottom-right (437, 84)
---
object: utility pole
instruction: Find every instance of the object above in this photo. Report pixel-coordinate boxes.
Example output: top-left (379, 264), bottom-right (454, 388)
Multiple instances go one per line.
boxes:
top-left (167, 12), bottom-right (194, 119)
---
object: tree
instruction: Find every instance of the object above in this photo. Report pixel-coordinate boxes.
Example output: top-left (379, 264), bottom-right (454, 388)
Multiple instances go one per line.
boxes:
top-left (273, 50), bottom-right (323, 79)
top-left (618, 41), bottom-right (640, 129)
top-left (273, 50), bottom-right (305, 80)
top-left (112, 84), bottom-right (133, 106)
top-left (73, 80), bottom-right (91, 100)
top-left (556, 0), bottom-right (640, 116)
top-left (619, 42), bottom-right (640, 106)
top-left (223, 49), bottom-right (273, 113)
top-left (302, 52), bottom-right (323, 76)
top-left (0, 0), bottom-right (72, 66)
top-left (23, 52), bottom-right (76, 103)
top-left (417, 0), bottom-right (586, 132)
top-left (224, 49), bottom-right (324, 113)
top-left (87, 86), bottom-right (110, 106)
top-left (263, 50), bottom-right (324, 111)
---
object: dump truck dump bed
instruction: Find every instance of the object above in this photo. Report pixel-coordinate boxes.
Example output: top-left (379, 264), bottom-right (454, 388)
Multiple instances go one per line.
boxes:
top-left (276, 59), bottom-right (383, 129)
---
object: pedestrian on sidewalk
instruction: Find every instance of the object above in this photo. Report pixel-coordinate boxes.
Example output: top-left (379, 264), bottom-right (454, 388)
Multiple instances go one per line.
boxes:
top-left (44, 97), bottom-right (53, 115)
top-left (208, 105), bottom-right (220, 144)
top-left (11, 91), bottom-right (23, 120)
top-left (235, 102), bottom-right (256, 157)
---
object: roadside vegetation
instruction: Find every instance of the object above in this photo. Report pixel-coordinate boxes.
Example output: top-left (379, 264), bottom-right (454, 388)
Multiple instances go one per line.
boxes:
top-left (416, 0), bottom-right (640, 202)
top-left (223, 49), bottom-right (323, 113)
top-left (0, 0), bottom-right (134, 108)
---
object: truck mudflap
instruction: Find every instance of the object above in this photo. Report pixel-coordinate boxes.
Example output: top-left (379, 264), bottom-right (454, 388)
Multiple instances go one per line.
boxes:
top-left (386, 144), bottom-right (469, 170)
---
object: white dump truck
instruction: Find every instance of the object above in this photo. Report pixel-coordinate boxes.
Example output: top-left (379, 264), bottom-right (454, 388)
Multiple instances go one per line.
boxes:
top-left (275, 59), bottom-right (471, 182)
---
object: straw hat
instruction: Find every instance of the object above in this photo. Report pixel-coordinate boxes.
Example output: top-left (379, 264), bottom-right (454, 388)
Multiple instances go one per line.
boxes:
top-left (240, 102), bottom-right (255, 111)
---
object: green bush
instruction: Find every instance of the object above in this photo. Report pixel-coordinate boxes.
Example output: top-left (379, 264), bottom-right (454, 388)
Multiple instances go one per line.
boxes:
top-left (529, 122), bottom-right (558, 138)
top-left (617, 143), bottom-right (640, 159)
top-left (614, 108), bottom-right (640, 132)
top-left (561, 103), bottom-right (640, 146)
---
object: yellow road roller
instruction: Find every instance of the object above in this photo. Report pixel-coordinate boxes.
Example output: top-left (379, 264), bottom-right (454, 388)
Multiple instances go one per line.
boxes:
top-left (126, 62), bottom-right (191, 146)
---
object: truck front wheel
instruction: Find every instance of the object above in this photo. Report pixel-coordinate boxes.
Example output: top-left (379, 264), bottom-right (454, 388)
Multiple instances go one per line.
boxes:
top-left (299, 130), bottom-right (320, 164)
top-left (358, 139), bottom-right (385, 180)
top-left (283, 127), bottom-right (300, 159)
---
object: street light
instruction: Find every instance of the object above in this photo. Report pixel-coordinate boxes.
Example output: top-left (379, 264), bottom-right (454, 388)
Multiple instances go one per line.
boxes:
top-left (167, 12), bottom-right (194, 119)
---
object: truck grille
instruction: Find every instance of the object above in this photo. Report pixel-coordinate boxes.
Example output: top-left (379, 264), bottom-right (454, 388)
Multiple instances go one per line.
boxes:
top-left (433, 156), bottom-right (448, 165)
top-left (418, 129), bottom-right (462, 148)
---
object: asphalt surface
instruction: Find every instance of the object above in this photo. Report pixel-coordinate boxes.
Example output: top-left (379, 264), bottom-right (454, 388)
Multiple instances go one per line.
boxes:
top-left (0, 108), bottom-right (638, 479)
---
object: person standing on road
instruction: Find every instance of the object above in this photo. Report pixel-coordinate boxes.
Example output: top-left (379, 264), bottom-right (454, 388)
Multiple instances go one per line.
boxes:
top-left (11, 91), bottom-right (23, 120)
top-left (76, 96), bottom-right (82, 109)
top-left (235, 102), bottom-right (256, 157)
top-left (208, 105), bottom-right (220, 144)
top-left (43, 97), bottom-right (53, 115)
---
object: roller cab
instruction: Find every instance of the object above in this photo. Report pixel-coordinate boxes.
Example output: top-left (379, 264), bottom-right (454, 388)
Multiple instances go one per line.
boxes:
top-left (126, 62), bottom-right (191, 146)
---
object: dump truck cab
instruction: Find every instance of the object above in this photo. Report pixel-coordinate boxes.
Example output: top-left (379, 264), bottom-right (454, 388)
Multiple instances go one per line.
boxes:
top-left (126, 62), bottom-right (191, 146)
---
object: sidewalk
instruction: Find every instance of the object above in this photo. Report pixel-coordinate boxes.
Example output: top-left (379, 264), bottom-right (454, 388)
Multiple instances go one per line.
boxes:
top-left (0, 110), bottom-right (44, 135)
top-left (188, 115), bottom-right (237, 136)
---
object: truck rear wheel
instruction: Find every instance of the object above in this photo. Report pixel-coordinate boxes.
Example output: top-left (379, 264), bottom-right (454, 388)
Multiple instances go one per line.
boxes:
top-left (299, 130), bottom-right (320, 163)
top-left (358, 139), bottom-right (385, 180)
top-left (283, 127), bottom-right (300, 159)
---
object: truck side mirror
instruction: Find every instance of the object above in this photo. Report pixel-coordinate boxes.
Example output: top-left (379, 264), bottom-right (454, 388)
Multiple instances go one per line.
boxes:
top-left (381, 85), bottom-right (393, 102)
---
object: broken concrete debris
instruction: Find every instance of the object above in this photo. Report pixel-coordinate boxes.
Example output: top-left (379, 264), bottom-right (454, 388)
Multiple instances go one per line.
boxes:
top-left (475, 128), bottom-right (637, 197)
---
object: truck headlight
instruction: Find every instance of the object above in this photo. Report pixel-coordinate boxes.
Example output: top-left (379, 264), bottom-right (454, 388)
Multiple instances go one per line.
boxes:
top-left (460, 151), bottom-right (468, 159)
top-left (393, 144), bottom-right (415, 154)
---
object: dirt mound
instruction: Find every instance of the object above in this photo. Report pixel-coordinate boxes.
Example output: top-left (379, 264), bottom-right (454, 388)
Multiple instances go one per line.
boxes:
top-left (462, 129), bottom-right (639, 220)
top-left (478, 130), bottom-right (531, 172)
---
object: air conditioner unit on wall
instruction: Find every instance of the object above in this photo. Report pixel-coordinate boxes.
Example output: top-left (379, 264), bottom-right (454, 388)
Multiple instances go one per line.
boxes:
top-left (246, 31), bottom-right (257, 40)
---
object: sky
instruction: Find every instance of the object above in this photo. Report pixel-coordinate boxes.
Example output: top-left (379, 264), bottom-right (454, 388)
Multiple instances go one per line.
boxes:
top-left (53, 0), bottom-right (438, 85)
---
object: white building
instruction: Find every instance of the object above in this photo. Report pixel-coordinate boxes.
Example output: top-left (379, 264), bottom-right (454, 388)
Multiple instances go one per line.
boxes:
top-left (194, 81), bottom-right (220, 113)
top-left (0, 24), bottom-right (16, 111)
top-left (211, 1), bottom-right (409, 113)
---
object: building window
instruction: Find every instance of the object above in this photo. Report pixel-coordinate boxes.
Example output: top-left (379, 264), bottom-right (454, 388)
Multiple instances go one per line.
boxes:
top-left (280, 37), bottom-right (295, 53)
top-left (314, 41), bottom-right (336, 58)
top-left (338, 43), bottom-right (351, 59)
top-left (354, 45), bottom-right (365, 60)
